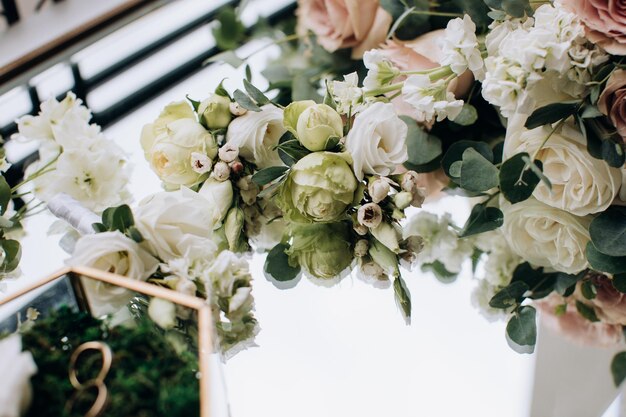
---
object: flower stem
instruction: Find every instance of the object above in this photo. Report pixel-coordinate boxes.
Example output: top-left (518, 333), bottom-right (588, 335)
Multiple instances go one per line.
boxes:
top-left (365, 82), bottom-right (404, 97)
top-left (11, 154), bottom-right (59, 193)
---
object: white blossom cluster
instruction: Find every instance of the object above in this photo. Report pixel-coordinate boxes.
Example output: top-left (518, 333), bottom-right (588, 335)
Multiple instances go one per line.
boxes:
top-left (14, 93), bottom-right (131, 212)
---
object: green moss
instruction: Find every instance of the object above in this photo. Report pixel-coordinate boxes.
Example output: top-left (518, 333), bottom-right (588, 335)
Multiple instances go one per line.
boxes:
top-left (21, 307), bottom-right (199, 417)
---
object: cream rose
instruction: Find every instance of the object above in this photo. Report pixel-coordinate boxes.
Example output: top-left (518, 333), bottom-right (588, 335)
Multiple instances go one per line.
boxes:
top-left (141, 101), bottom-right (217, 190)
top-left (0, 335), bottom-right (37, 417)
top-left (297, 0), bottom-right (392, 59)
top-left (225, 105), bottom-right (285, 169)
top-left (345, 102), bottom-right (408, 180)
top-left (67, 231), bottom-right (159, 317)
top-left (134, 187), bottom-right (226, 261)
top-left (504, 115), bottom-right (621, 216)
top-left (500, 198), bottom-right (591, 274)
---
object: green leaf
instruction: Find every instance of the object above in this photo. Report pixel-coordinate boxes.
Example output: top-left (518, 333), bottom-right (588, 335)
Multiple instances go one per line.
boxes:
top-left (102, 205), bottom-right (135, 233)
top-left (402, 116), bottom-right (442, 169)
top-left (471, 248), bottom-right (483, 273)
top-left (575, 300), bottom-right (599, 322)
top-left (243, 79), bottom-right (270, 106)
top-left (580, 105), bottom-right (604, 119)
top-left (245, 64), bottom-right (252, 82)
top-left (186, 95), bottom-right (201, 113)
top-left (613, 274), bottom-right (626, 293)
top-left (521, 155), bottom-right (551, 190)
top-left (601, 139), bottom-right (625, 168)
top-left (459, 148), bottom-right (499, 192)
top-left (499, 152), bottom-right (541, 203)
top-left (251, 166), bottom-right (289, 186)
top-left (554, 303), bottom-right (567, 316)
top-left (92, 223), bottom-right (107, 233)
top-left (0, 238), bottom-right (21, 273)
top-left (393, 276), bottom-right (412, 325)
top-left (128, 226), bottom-right (144, 243)
top-left (586, 242), bottom-right (626, 274)
top-left (211, 7), bottom-right (246, 51)
top-left (452, 104), bottom-right (478, 126)
top-left (459, 204), bottom-right (503, 237)
top-left (506, 306), bottom-right (537, 354)
top-left (207, 50), bottom-right (244, 68)
top-left (442, 140), bottom-right (493, 179)
top-left (233, 89), bottom-right (261, 112)
top-left (215, 79), bottom-right (231, 98)
top-left (421, 261), bottom-right (458, 284)
top-left (524, 102), bottom-right (579, 129)
top-left (0, 176), bottom-right (10, 216)
top-left (276, 132), bottom-right (310, 166)
top-left (489, 281), bottom-right (529, 309)
top-left (264, 243), bottom-right (301, 282)
top-left (580, 279), bottom-right (597, 300)
top-left (611, 352), bottom-right (626, 386)
top-left (590, 207), bottom-right (626, 257)
top-left (554, 271), bottom-right (583, 296)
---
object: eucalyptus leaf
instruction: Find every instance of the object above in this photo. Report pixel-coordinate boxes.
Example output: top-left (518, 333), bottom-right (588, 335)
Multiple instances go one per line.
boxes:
top-left (402, 116), bottom-right (442, 168)
top-left (233, 89), bottom-right (261, 112)
top-left (499, 152), bottom-right (541, 203)
top-left (586, 242), bottom-right (626, 274)
top-left (421, 261), bottom-right (458, 284)
top-left (211, 7), bottom-right (246, 51)
top-left (611, 352), bottom-right (626, 386)
top-left (459, 148), bottom-right (499, 192)
top-left (251, 166), bottom-right (289, 186)
top-left (243, 79), bottom-right (270, 106)
top-left (521, 155), bottom-right (551, 190)
top-left (459, 204), bottom-right (503, 237)
top-left (489, 281), bottom-right (529, 309)
top-left (442, 141), bottom-right (493, 179)
top-left (580, 280), bottom-right (597, 300)
top-left (264, 243), bottom-right (301, 283)
top-left (0, 176), bottom-right (10, 216)
top-left (452, 104), bottom-right (478, 126)
top-left (601, 139), bottom-right (625, 168)
top-left (102, 205), bottom-right (135, 234)
top-left (589, 207), bottom-right (626, 257)
top-left (554, 271), bottom-right (584, 296)
top-left (524, 101), bottom-right (579, 129)
top-left (575, 300), bottom-right (599, 322)
top-left (505, 306), bottom-right (537, 354)
top-left (0, 238), bottom-right (21, 273)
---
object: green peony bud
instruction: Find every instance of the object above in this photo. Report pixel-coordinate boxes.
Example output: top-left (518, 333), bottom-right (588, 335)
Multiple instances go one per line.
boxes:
top-left (199, 94), bottom-right (232, 129)
top-left (286, 222), bottom-right (353, 279)
top-left (296, 104), bottom-right (343, 151)
top-left (277, 152), bottom-right (358, 223)
top-left (283, 100), bottom-right (316, 135)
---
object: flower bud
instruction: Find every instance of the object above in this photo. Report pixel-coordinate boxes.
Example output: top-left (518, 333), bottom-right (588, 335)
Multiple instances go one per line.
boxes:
top-left (199, 94), bottom-right (232, 129)
top-left (190, 152), bottom-right (213, 174)
top-left (361, 261), bottom-right (385, 279)
top-left (354, 223), bottom-right (368, 236)
top-left (400, 170), bottom-right (419, 192)
top-left (229, 160), bottom-right (244, 175)
top-left (411, 187), bottom-right (426, 208)
top-left (405, 235), bottom-right (424, 254)
top-left (394, 191), bottom-right (413, 210)
top-left (357, 203), bottom-right (382, 228)
top-left (368, 178), bottom-right (390, 203)
top-left (371, 222), bottom-right (400, 253)
top-left (148, 298), bottom-right (177, 330)
top-left (224, 207), bottom-right (245, 252)
top-left (369, 238), bottom-right (399, 276)
top-left (213, 161), bottom-right (230, 181)
top-left (354, 239), bottom-right (369, 257)
top-left (296, 104), bottom-right (344, 151)
top-left (229, 101), bottom-right (248, 116)
top-left (219, 143), bottom-right (239, 163)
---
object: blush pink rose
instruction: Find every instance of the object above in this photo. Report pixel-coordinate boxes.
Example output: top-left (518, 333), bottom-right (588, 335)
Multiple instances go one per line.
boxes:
top-left (560, 0), bottom-right (626, 55)
top-left (297, 0), bottom-right (392, 59)
top-left (598, 69), bottom-right (626, 141)
top-left (536, 294), bottom-right (623, 347)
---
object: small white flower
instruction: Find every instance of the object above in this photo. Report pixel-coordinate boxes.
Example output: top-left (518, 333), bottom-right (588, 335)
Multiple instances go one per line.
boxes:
top-left (363, 50), bottom-right (400, 90)
top-left (481, 57), bottom-right (531, 118)
top-left (368, 178), bottom-right (390, 203)
top-left (354, 239), bottom-right (369, 257)
top-left (402, 75), bottom-right (464, 122)
top-left (440, 15), bottom-right (485, 80)
top-left (332, 72), bottom-right (364, 114)
top-left (218, 142), bottom-right (239, 163)
top-left (190, 152), bottom-right (213, 174)
top-left (357, 202), bottom-right (383, 228)
top-left (213, 161), bottom-right (230, 181)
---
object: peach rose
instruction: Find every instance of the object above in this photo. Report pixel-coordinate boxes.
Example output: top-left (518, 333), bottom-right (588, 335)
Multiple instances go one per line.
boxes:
top-left (375, 30), bottom-right (474, 118)
top-left (536, 293), bottom-right (623, 347)
top-left (560, 0), bottom-right (626, 55)
top-left (598, 69), bottom-right (626, 140)
top-left (297, 0), bottom-right (392, 59)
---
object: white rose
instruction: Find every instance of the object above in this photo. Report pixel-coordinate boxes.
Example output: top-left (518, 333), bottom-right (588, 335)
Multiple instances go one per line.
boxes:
top-left (225, 104), bottom-right (285, 169)
top-left (345, 102), bottom-right (408, 180)
top-left (67, 231), bottom-right (159, 317)
top-left (198, 177), bottom-right (234, 222)
top-left (141, 101), bottom-right (217, 189)
top-left (0, 335), bottom-right (37, 417)
top-left (500, 197), bottom-right (591, 274)
top-left (148, 298), bottom-right (177, 329)
top-left (134, 187), bottom-right (226, 261)
top-left (504, 115), bottom-right (621, 216)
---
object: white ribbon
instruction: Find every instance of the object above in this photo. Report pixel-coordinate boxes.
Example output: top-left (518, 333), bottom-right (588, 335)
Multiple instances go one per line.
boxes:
top-left (47, 193), bottom-right (100, 235)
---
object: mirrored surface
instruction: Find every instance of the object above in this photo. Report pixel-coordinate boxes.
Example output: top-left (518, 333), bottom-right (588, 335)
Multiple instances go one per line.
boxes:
top-left (1, 1), bottom-right (624, 417)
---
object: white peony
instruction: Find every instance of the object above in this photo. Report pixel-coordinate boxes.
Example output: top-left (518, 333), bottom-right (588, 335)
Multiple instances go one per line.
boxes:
top-left (134, 187), bottom-right (225, 261)
top-left (439, 14), bottom-right (485, 80)
top-left (402, 75), bottom-right (464, 122)
top-left (500, 197), bottom-right (591, 274)
top-left (403, 211), bottom-right (473, 273)
top-left (344, 102), bottom-right (408, 180)
top-left (504, 115), bottom-right (621, 216)
top-left (225, 104), bottom-right (285, 169)
top-left (141, 101), bottom-right (217, 190)
top-left (332, 72), bottom-right (363, 114)
top-left (67, 231), bottom-right (159, 317)
top-left (0, 335), bottom-right (37, 417)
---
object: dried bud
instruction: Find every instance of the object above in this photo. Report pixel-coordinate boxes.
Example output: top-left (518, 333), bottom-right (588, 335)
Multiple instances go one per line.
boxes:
top-left (368, 178), bottom-right (390, 203)
top-left (190, 152), bottom-right (212, 174)
top-left (229, 160), bottom-right (244, 175)
top-left (357, 203), bottom-right (382, 229)
top-left (405, 235), bottom-right (424, 254)
top-left (230, 101), bottom-right (248, 116)
top-left (236, 175), bottom-right (253, 191)
top-left (354, 239), bottom-right (369, 257)
top-left (240, 186), bottom-right (259, 205)
top-left (400, 251), bottom-right (417, 264)
top-left (361, 262), bottom-right (385, 279)
top-left (219, 143), bottom-right (239, 163)
top-left (400, 170), bottom-right (419, 192)
top-left (354, 223), bottom-right (368, 236)
top-left (393, 191), bottom-right (413, 210)
top-left (213, 161), bottom-right (230, 181)
top-left (411, 187), bottom-right (426, 208)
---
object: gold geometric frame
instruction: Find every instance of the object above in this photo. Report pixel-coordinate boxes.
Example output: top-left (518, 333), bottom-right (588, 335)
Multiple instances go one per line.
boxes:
top-left (0, 266), bottom-right (214, 417)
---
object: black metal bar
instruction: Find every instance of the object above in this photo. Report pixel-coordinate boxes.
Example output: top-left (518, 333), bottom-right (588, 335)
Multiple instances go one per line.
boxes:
top-left (1, 0), bottom-right (20, 25)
